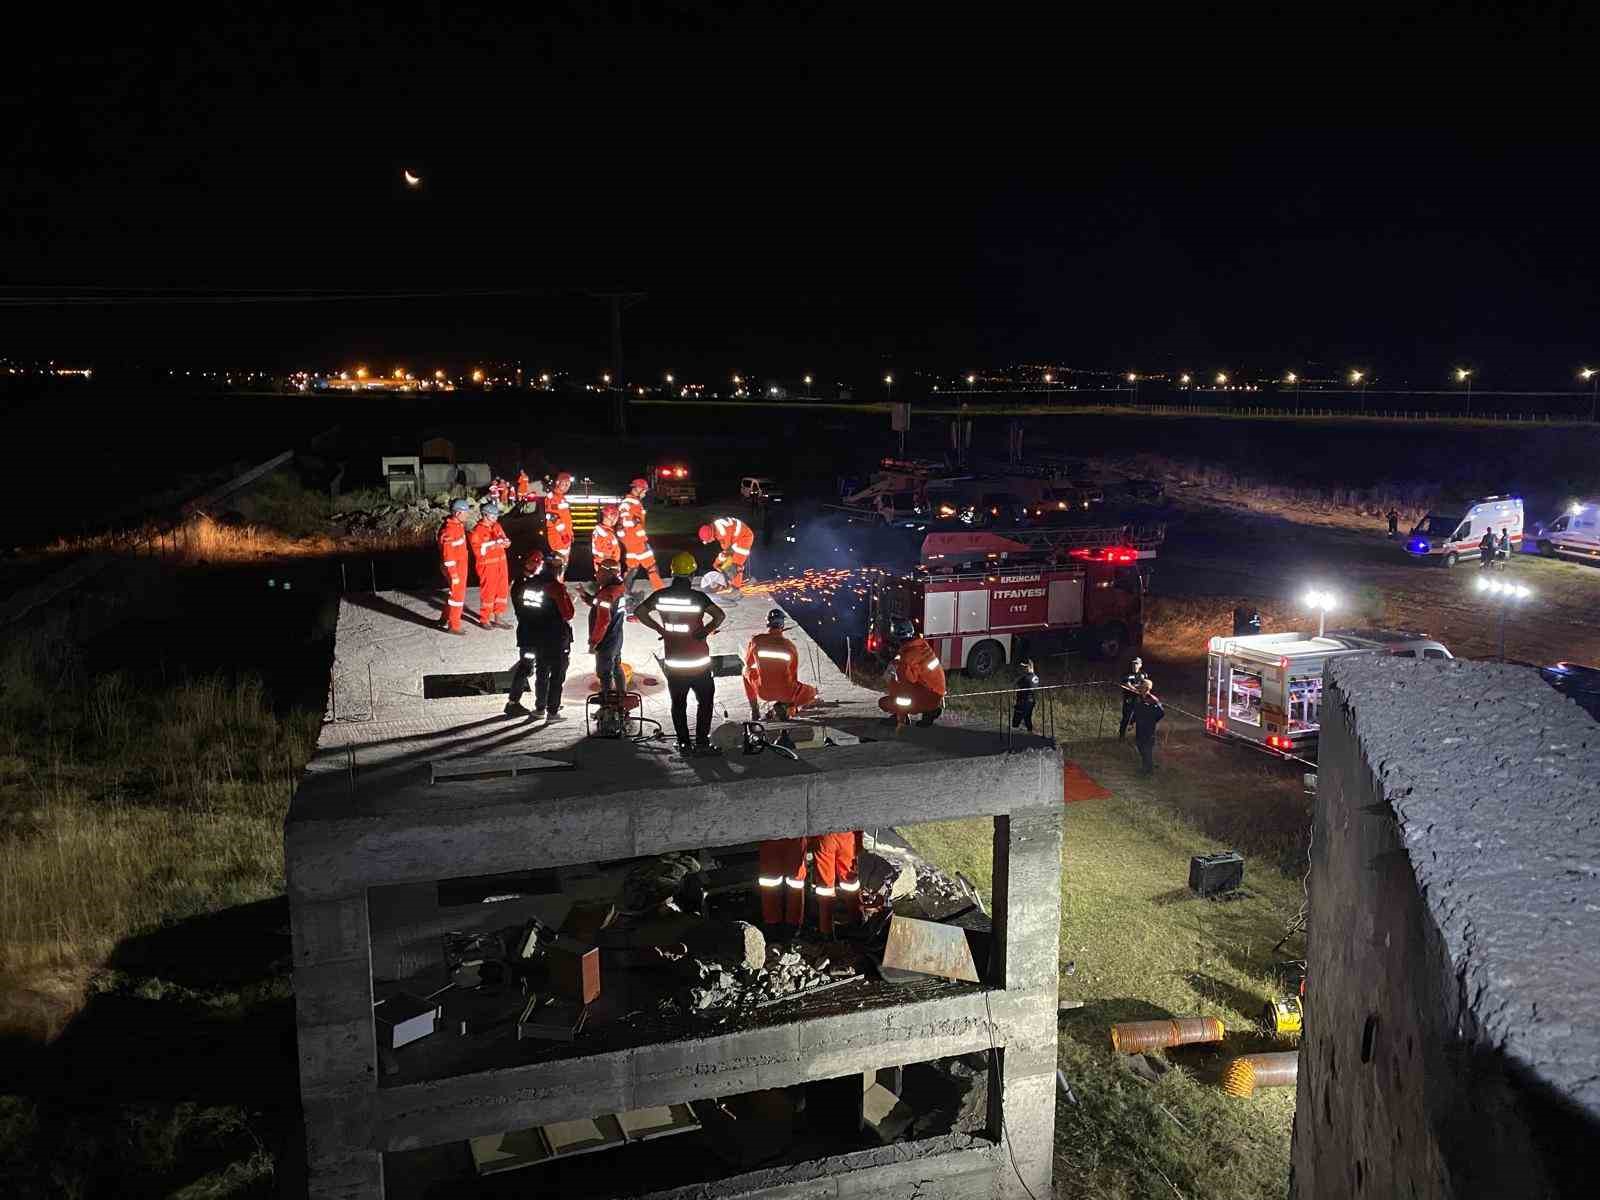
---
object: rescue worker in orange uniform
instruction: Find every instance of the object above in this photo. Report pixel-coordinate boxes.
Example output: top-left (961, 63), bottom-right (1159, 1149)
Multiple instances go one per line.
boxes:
top-left (619, 476), bottom-right (664, 590)
top-left (581, 556), bottom-right (628, 701)
top-left (743, 608), bottom-right (818, 722)
top-left (813, 829), bottom-right (863, 936)
top-left (879, 618), bottom-right (947, 727)
top-left (591, 504), bottom-right (623, 577)
top-left (699, 516), bottom-right (755, 589)
top-left (436, 499), bottom-right (472, 635)
top-left (544, 470), bottom-right (574, 561)
top-left (467, 501), bottom-right (512, 629)
top-left (515, 469), bottom-right (532, 504)
top-left (757, 834), bottom-right (807, 937)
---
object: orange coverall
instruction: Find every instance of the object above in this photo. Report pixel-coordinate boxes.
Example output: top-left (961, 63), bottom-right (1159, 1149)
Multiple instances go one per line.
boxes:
top-left (515, 471), bottom-right (531, 501)
top-left (544, 487), bottom-right (573, 556)
top-left (468, 514), bottom-right (511, 626)
top-left (619, 494), bottom-right (663, 589)
top-left (758, 836), bottom-right (807, 928)
top-left (437, 514), bottom-right (469, 631)
top-left (813, 830), bottom-right (863, 934)
top-left (707, 515), bottom-right (755, 587)
top-left (743, 630), bottom-right (818, 714)
top-left (591, 520), bottom-right (622, 571)
top-left (879, 636), bottom-right (947, 717)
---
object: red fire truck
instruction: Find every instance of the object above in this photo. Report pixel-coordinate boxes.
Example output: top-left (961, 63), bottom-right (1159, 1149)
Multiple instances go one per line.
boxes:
top-left (864, 526), bottom-right (1162, 675)
top-left (650, 463), bottom-right (697, 505)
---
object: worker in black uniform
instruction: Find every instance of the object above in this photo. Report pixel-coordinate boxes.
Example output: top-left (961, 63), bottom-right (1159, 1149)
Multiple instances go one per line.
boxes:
top-left (1131, 681), bottom-right (1165, 775)
top-left (1385, 508), bottom-right (1400, 538)
top-left (506, 552), bottom-right (575, 721)
top-left (634, 551), bottom-right (727, 756)
top-left (1118, 656), bottom-right (1151, 739)
top-left (1498, 527), bottom-right (1511, 565)
top-left (1011, 658), bottom-right (1040, 733)
top-left (1232, 605), bottom-right (1261, 637)
top-left (1479, 529), bottom-right (1495, 569)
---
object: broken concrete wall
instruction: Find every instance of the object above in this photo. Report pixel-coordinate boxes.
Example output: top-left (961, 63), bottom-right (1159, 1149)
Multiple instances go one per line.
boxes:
top-left (1293, 658), bottom-right (1600, 1199)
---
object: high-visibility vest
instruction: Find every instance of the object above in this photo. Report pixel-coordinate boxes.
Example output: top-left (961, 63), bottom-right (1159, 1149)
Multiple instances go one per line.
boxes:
top-left (652, 585), bottom-right (712, 674)
top-left (895, 638), bottom-right (947, 696)
top-left (745, 631), bottom-right (800, 693)
top-left (712, 516), bottom-right (754, 559)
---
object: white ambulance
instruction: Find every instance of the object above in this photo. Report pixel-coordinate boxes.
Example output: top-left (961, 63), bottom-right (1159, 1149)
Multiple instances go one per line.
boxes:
top-left (1205, 629), bottom-right (1452, 759)
top-left (1532, 500), bottom-right (1600, 564)
top-left (1404, 495), bottom-right (1523, 567)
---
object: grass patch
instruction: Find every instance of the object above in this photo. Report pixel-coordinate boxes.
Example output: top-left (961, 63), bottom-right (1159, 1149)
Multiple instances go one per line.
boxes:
top-left (0, 624), bottom-right (314, 1197)
top-left (903, 724), bottom-right (1307, 1200)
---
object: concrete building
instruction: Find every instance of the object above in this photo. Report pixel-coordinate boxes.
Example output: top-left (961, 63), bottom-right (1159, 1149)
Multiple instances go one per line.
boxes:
top-left (288, 581), bottom-right (1061, 1198)
top-left (1295, 656), bottom-right (1600, 1199)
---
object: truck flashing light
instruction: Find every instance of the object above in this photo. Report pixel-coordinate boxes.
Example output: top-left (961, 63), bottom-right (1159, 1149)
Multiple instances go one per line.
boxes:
top-left (1409, 538), bottom-right (1429, 554)
top-left (1267, 734), bottom-right (1292, 749)
top-left (1067, 546), bottom-right (1139, 563)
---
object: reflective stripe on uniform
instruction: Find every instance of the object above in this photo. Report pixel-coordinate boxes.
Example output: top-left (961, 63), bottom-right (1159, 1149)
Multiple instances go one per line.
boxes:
top-left (625, 551), bottom-right (649, 562)
top-left (664, 655), bottom-right (711, 669)
top-left (894, 696), bottom-right (913, 707)
top-left (596, 601), bottom-right (612, 610)
top-left (657, 597), bottom-right (701, 611)
top-left (757, 649), bottom-right (792, 661)
top-left (784, 877), bottom-right (805, 889)
top-left (757, 876), bottom-right (782, 888)
top-left (925, 657), bottom-right (940, 669)
top-left (813, 885), bottom-right (836, 898)
top-left (664, 621), bottom-right (692, 632)
top-left (448, 599), bottom-right (464, 607)
top-left (730, 545), bottom-right (750, 558)
top-left (838, 879), bottom-right (861, 892)
top-left (449, 538), bottom-right (465, 546)
top-left (522, 651), bottom-right (536, 660)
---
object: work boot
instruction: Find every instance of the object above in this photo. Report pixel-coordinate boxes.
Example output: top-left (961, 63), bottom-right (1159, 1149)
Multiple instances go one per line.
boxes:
top-left (494, 617), bottom-right (513, 630)
top-left (694, 739), bottom-right (722, 757)
top-left (917, 707), bottom-right (941, 728)
top-left (545, 710), bottom-right (566, 723)
top-left (504, 700), bottom-right (530, 718)
top-left (675, 738), bottom-right (694, 758)
top-left (749, 701), bottom-right (762, 722)
top-left (443, 625), bottom-right (466, 637)
top-left (772, 702), bottom-right (790, 721)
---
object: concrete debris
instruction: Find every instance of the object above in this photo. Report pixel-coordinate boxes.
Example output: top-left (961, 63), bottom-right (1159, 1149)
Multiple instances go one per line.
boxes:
top-left (329, 499), bottom-right (460, 539)
top-left (620, 853), bottom-right (703, 915)
top-left (666, 944), bottom-right (860, 1016)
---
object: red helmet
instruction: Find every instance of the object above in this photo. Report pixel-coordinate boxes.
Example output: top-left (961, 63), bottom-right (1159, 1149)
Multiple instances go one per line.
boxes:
top-left (522, 551), bottom-right (544, 573)
top-left (698, 524), bottom-right (715, 543)
top-left (601, 503), bottom-right (620, 522)
top-left (555, 471), bottom-right (573, 487)
top-left (630, 477), bottom-right (649, 492)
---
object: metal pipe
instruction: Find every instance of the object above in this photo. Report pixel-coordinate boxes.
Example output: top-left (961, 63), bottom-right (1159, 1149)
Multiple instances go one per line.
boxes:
top-left (1221, 1051), bottom-right (1299, 1097)
top-left (1110, 1016), bottom-right (1225, 1053)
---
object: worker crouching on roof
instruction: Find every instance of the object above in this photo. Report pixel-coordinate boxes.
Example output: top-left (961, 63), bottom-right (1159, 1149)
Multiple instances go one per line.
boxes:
top-left (699, 516), bottom-right (754, 589)
top-left (468, 501), bottom-right (512, 629)
top-left (743, 608), bottom-right (818, 722)
top-left (506, 551), bottom-right (575, 722)
top-left (878, 619), bottom-right (946, 727)
top-left (619, 477), bottom-right (664, 591)
top-left (437, 498), bottom-right (472, 635)
top-left (582, 556), bottom-right (628, 701)
top-left (634, 552), bottom-right (725, 756)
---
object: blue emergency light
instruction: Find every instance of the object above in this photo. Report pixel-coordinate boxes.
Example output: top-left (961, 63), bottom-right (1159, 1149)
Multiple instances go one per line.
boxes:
top-left (1409, 537), bottom-right (1429, 554)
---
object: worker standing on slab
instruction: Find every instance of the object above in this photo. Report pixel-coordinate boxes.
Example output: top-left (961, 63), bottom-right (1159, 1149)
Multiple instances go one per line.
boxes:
top-left (544, 470), bottom-right (574, 564)
top-left (506, 552), bottom-right (575, 721)
top-left (1131, 680), bottom-right (1164, 774)
top-left (743, 608), bottom-right (818, 721)
top-left (436, 498), bottom-right (472, 635)
top-left (757, 834), bottom-right (807, 938)
top-left (619, 477), bottom-right (664, 591)
top-left (1118, 656), bottom-right (1151, 738)
top-left (698, 516), bottom-right (755, 589)
top-left (1012, 657), bottom-right (1040, 733)
top-left (582, 556), bottom-right (628, 701)
top-left (515, 468), bottom-right (532, 505)
top-left (813, 829), bottom-right (863, 936)
top-left (633, 551), bottom-right (725, 756)
top-left (591, 504), bottom-right (623, 576)
top-left (878, 619), bottom-right (946, 727)
top-left (468, 502), bottom-right (512, 629)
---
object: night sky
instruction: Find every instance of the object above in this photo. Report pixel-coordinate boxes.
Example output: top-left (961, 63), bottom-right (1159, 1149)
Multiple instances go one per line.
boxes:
top-left (6, 4), bottom-right (1599, 385)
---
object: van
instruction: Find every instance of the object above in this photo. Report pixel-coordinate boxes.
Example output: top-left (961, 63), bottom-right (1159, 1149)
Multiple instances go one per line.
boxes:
top-left (1404, 495), bottom-right (1523, 567)
top-left (1205, 629), bottom-right (1452, 759)
top-left (1533, 500), bottom-right (1600, 564)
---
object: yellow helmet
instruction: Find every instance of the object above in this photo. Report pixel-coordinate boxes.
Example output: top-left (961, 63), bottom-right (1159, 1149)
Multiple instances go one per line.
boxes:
top-left (669, 551), bottom-right (698, 577)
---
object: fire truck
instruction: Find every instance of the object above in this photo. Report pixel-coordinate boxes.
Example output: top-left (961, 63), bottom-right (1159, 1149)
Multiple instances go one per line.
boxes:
top-left (650, 463), bottom-right (697, 505)
top-left (865, 525), bottom-right (1162, 675)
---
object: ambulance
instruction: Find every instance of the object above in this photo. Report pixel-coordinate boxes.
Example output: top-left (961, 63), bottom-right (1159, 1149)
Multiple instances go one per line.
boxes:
top-left (1532, 500), bottom-right (1600, 563)
top-left (1404, 495), bottom-right (1523, 566)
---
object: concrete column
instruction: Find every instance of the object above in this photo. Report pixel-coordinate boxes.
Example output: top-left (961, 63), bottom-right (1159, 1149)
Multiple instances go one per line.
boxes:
top-left (292, 891), bottom-right (383, 1200)
top-left (990, 805), bottom-right (1062, 1197)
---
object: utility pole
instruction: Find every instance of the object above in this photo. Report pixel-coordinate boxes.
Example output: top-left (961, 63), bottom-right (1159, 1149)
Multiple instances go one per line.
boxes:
top-left (588, 290), bottom-right (646, 435)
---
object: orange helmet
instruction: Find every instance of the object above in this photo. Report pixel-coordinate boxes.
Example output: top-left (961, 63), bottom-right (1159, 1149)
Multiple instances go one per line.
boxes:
top-left (601, 503), bottom-right (620, 522)
top-left (698, 524), bottom-right (715, 543)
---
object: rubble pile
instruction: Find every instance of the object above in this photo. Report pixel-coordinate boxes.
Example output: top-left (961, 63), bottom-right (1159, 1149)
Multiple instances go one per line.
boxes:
top-left (675, 944), bottom-right (860, 1015)
top-left (329, 498), bottom-right (459, 538)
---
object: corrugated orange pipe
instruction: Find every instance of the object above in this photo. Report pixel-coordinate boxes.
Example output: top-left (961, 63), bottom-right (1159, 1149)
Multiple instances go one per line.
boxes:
top-left (1221, 1051), bottom-right (1299, 1097)
top-left (1109, 1016), bottom-right (1225, 1053)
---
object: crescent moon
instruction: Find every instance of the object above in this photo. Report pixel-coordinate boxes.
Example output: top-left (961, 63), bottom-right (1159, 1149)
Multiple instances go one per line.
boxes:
top-left (403, 170), bottom-right (421, 186)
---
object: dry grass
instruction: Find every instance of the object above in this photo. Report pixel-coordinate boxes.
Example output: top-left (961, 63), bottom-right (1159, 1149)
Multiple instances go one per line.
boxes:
top-left (0, 627), bottom-right (317, 1038)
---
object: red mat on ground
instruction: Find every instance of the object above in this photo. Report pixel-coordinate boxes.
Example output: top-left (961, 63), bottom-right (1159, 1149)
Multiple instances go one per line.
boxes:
top-left (1062, 761), bottom-right (1112, 804)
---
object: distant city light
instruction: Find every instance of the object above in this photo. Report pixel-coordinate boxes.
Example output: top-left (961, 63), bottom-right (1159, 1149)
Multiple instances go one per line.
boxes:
top-left (733, 374), bottom-right (742, 385)
top-left (884, 373), bottom-right (893, 385)
top-left (393, 367), bottom-right (405, 379)
top-left (1284, 372), bottom-right (1297, 384)
top-left (1455, 367), bottom-right (1472, 382)
top-left (434, 369), bottom-right (445, 380)
top-left (540, 373), bottom-right (551, 385)
top-left (769, 385), bottom-right (779, 396)
top-left (1349, 370), bottom-right (1364, 384)
top-left (1179, 373), bottom-right (1191, 385)
top-left (1043, 372), bottom-right (1053, 385)
top-left (471, 368), bottom-right (484, 383)
top-left (356, 366), bottom-right (368, 379)
top-left (1582, 367), bottom-right (1596, 381)
top-left (664, 372), bottom-right (674, 384)
top-left (804, 374), bottom-right (813, 385)
top-left (602, 372), bottom-right (611, 384)
top-left (1215, 372), bottom-right (1228, 385)
top-left (966, 373), bottom-right (976, 385)
top-left (1126, 373), bottom-right (1137, 383)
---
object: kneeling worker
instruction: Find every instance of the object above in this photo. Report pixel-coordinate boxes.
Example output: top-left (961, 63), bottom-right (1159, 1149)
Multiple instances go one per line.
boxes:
top-left (878, 619), bottom-right (946, 727)
top-left (634, 552), bottom-right (726, 756)
top-left (743, 608), bottom-right (818, 722)
top-left (698, 515), bottom-right (755, 589)
top-left (506, 552), bottom-right (575, 721)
